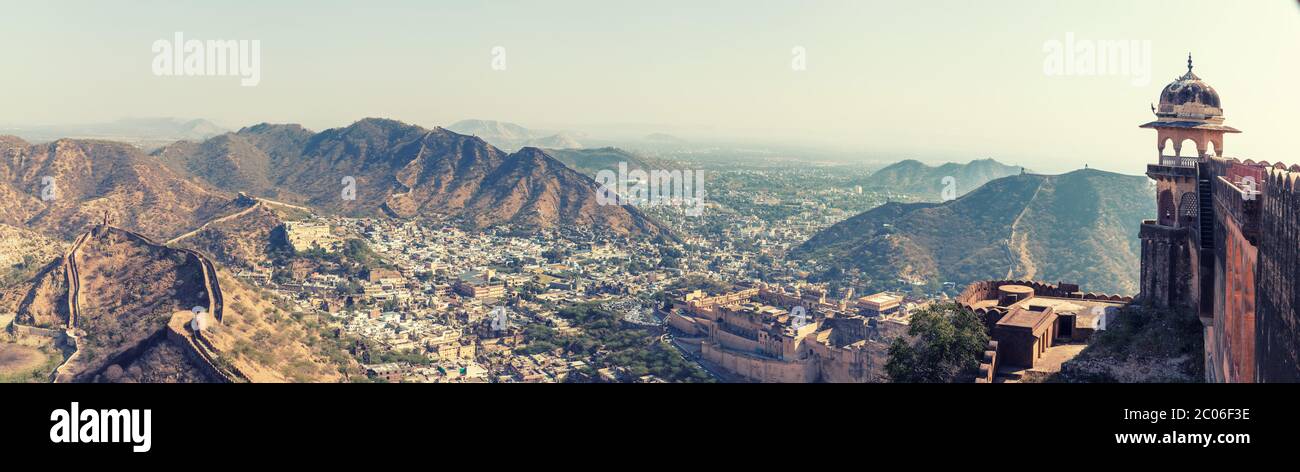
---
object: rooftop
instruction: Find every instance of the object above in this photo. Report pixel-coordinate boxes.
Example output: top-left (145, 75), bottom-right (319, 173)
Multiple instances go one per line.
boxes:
top-left (997, 306), bottom-right (1054, 331)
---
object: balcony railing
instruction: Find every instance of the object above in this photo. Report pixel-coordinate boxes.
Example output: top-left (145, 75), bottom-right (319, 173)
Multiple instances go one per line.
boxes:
top-left (1159, 155), bottom-right (1200, 168)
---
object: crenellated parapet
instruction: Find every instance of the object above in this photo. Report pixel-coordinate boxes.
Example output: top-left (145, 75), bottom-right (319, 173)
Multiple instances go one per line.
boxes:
top-left (956, 279), bottom-right (1132, 310)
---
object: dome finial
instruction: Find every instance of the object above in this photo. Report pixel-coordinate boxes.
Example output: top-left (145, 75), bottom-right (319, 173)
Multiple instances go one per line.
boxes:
top-left (1187, 52), bottom-right (1193, 73)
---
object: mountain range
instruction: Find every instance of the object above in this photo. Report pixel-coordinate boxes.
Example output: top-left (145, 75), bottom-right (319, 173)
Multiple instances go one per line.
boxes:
top-left (793, 169), bottom-right (1154, 295)
top-left (854, 158), bottom-right (1024, 200)
top-left (0, 117), bottom-right (670, 242)
top-left (1, 118), bottom-right (227, 144)
top-left (153, 118), bottom-right (668, 238)
top-left (446, 119), bottom-right (583, 151)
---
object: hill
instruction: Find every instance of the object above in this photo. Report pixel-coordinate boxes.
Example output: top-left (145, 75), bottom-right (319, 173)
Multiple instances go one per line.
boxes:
top-left (792, 169), bottom-right (1154, 295)
top-left (542, 147), bottom-right (671, 177)
top-left (524, 133), bottom-right (583, 149)
top-left (1, 224), bottom-right (353, 382)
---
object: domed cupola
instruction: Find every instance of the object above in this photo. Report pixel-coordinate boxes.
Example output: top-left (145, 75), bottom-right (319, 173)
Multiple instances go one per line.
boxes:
top-left (1155, 54), bottom-right (1223, 121)
top-left (1140, 55), bottom-right (1240, 161)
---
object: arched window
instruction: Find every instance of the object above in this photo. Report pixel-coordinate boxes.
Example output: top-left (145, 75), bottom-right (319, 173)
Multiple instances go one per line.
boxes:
top-left (1160, 137), bottom-right (1176, 157)
top-left (1178, 138), bottom-right (1202, 158)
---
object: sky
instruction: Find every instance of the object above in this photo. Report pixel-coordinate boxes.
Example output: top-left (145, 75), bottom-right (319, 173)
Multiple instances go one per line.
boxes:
top-left (1, 0), bottom-right (1297, 174)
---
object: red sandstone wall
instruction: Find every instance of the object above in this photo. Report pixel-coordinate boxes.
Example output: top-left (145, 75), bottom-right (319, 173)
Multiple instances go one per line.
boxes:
top-left (1200, 157), bottom-right (1300, 382)
top-left (1210, 208), bottom-right (1256, 383)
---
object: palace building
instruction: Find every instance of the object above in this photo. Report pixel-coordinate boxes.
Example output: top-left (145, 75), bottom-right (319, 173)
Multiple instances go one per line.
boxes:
top-left (665, 282), bottom-right (914, 383)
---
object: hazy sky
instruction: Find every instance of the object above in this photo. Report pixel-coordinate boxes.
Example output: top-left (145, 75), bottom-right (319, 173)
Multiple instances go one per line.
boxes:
top-left (1, 0), bottom-right (1297, 174)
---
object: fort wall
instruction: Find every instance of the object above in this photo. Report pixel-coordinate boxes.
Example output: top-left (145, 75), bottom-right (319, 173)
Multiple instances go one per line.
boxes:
top-left (1143, 156), bottom-right (1300, 382)
top-left (44, 224), bottom-right (238, 382)
top-left (166, 312), bottom-right (231, 383)
top-left (1255, 166), bottom-right (1300, 381)
top-left (808, 339), bottom-right (886, 383)
top-left (700, 341), bottom-right (818, 383)
top-left (1209, 174), bottom-right (1257, 383)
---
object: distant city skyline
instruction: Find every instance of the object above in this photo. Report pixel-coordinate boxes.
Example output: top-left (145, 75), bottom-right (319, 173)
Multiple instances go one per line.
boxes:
top-left (1, 0), bottom-right (1297, 174)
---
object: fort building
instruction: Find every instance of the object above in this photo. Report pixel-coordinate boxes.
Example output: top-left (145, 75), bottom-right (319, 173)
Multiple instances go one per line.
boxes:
top-left (957, 280), bottom-right (1131, 382)
top-left (1138, 56), bottom-right (1300, 382)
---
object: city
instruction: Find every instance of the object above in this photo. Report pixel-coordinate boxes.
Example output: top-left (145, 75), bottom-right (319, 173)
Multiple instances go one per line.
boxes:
top-left (221, 157), bottom-right (952, 383)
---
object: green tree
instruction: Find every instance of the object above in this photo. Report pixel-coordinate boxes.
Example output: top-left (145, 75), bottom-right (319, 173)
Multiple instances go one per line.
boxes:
top-left (885, 303), bottom-right (989, 383)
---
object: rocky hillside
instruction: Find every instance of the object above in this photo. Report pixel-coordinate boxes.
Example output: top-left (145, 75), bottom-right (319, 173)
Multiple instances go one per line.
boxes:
top-left (0, 136), bottom-right (235, 240)
top-left (1049, 304), bottom-right (1204, 383)
top-left (0, 223), bottom-right (66, 287)
top-left (792, 169), bottom-right (1154, 295)
top-left (167, 198), bottom-right (296, 271)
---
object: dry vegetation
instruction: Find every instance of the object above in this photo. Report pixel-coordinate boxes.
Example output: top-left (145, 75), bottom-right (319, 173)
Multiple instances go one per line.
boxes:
top-left (202, 272), bottom-right (358, 382)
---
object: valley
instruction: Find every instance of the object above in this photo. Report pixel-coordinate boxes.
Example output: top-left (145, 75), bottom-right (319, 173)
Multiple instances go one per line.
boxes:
top-left (0, 119), bottom-right (1151, 383)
